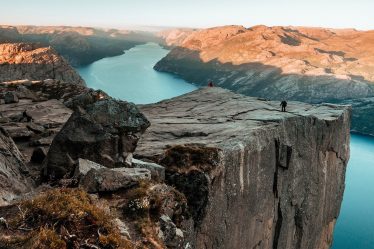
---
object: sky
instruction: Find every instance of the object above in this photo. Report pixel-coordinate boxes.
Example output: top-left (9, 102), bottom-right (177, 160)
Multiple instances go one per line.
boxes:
top-left (1, 0), bottom-right (373, 30)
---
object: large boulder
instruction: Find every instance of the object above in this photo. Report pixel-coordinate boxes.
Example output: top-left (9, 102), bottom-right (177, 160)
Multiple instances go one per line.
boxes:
top-left (45, 98), bottom-right (150, 179)
top-left (80, 167), bottom-right (151, 193)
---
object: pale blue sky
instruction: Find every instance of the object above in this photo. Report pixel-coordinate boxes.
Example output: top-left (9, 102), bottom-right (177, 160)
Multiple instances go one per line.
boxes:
top-left (1, 0), bottom-right (373, 30)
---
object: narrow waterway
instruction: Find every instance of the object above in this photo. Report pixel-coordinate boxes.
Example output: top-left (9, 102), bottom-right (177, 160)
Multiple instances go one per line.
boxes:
top-left (77, 42), bottom-right (197, 104)
top-left (332, 134), bottom-right (374, 249)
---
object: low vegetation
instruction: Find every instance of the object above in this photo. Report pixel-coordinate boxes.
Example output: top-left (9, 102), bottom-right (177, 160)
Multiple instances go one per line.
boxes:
top-left (0, 188), bottom-right (133, 249)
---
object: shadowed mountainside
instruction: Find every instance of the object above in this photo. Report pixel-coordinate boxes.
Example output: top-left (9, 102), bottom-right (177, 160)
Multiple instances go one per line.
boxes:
top-left (155, 25), bottom-right (374, 101)
top-left (155, 25), bottom-right (374, 135)
top-left (0, 25), bottom-right (163, 66)
top-left (156, 48), bottom-right (374, 103)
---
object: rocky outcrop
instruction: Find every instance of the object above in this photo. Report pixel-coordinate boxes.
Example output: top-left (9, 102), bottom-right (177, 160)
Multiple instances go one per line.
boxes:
top-left (0, 43), bottom-right (85, 84)
top-left (0, 92), bottom-right (73, 163)
top-left (81, 167), bottom-right (151, 193)
top-left (135, 88), bottom-right (351, 249)
top-left (45, 98), bottom-right (150, 179)
top-left (0, 127), bottom-right (31, 205)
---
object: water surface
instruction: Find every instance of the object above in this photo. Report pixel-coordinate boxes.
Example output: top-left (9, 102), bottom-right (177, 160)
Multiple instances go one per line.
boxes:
top-left (77, 43), bottom-right (197, 104)
top-left (332, 134), bottom-right (374, 249)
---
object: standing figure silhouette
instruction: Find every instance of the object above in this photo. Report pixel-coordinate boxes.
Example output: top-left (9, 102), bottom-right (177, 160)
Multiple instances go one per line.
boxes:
top-left (280, 100), bottom-right (287, 112)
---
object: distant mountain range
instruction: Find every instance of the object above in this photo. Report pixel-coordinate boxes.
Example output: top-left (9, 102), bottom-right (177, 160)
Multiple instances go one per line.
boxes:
top-left (0, 25), bottom-right (163, 66)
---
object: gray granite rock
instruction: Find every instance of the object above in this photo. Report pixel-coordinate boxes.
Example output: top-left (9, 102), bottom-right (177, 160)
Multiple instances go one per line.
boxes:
top-left (132, 158), bottom-right (165, 181)
top-left (73, 158), bottom-right (105, 179)
top-left (135, 87), bottom-right (351, 249)
top-left (80, 167), bottom-right (151, 193)
top-left (45, 98), bottom-right (150, 179)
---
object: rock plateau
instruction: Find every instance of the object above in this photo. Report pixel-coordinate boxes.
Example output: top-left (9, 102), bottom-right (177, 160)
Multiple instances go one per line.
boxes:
top-left (136, 88), bottom-right (351, 249)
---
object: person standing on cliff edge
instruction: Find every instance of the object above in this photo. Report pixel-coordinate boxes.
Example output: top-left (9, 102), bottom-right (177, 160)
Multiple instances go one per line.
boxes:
top-left (280, 100), bottom-right (287, 112)
top-left (208, 81), bottom-right (214, 87)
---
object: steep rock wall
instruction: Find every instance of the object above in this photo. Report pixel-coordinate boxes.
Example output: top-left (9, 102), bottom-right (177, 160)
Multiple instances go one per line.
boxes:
top-left (0, 43), bottom-right (85, 85)
top-left (135, 88), bottom-right (351, 249)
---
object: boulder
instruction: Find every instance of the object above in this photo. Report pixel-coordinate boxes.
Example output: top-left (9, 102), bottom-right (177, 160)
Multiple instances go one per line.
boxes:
top-left (158, 215), bottom-right (185, 248)
top-left (4, 91), bottom-right (18, 104)
top-left (30, 147), bottom-right (47, 164)
top-left (45, 98), bottom-right (150, 179)
top-left (64, 89), bottom-right (110, 111)
top-left (73, 158), bottom-right (105, 179)
top-left (132, 158), bottom-right (165, 181)
top-left (80, 167), bottom-right (151, 193)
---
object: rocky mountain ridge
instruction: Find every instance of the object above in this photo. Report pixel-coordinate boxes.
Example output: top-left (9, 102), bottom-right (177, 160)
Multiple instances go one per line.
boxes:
top-left (159, 25), bottom-right (374, 80)
top-left (0, 25), bottom-right (162, 66)
top-left (0, 43), bottom-right (85, 84)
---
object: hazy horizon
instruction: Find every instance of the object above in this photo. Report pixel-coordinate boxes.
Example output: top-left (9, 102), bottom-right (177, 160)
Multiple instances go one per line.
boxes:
top-left (1, 0), bottom-right (374, 31)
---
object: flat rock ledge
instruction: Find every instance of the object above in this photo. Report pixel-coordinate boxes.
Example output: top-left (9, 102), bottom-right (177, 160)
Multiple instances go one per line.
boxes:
top-left (135, 87), bottom-right (351, 249)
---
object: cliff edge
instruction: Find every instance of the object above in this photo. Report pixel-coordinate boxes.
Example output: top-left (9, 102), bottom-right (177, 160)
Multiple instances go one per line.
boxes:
top-left (135, 87), bottom-right (351, 249)
top-left (0, 43), bottom-right (85, 85)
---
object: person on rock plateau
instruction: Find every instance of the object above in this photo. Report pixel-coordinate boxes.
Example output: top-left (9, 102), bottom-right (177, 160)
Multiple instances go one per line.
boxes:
top-left (280, 100), bottom-right (287, 112)
top-left (208, 81), bottom-right (214, 87)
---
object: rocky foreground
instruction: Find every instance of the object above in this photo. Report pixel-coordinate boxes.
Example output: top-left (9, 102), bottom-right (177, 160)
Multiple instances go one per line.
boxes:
top-left (0, 77), bottom-right (350, 248)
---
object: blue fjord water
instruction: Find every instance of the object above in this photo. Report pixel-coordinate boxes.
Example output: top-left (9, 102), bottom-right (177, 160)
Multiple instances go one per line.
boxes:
top-left (77, 43), bottom-right (197, 104)
top-left (332, 134), bottom-right (374, 249)
top-left (77, 42), bottom-right (374, 249)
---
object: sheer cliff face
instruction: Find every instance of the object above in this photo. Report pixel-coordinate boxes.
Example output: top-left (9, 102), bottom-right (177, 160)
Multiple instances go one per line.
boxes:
top-left (135, 88), bottom-right (351, 249)
top-left (155, 25), bottom-right (374, 103)
top-left (0, 43), bottom-right (85, 85)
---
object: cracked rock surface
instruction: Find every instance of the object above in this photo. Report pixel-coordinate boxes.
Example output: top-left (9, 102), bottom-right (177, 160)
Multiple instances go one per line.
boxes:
top-left (135, 87), bottom-right (351, 249)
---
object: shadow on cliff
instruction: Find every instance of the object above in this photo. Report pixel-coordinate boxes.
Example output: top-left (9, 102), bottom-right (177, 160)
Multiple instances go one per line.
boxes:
top-left (154, 47), bottom-right (374, 104)
top-left (0, 27), bottom-right (163, 66)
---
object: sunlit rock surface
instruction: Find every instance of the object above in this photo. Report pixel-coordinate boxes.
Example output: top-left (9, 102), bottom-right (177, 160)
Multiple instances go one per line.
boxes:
top-left (0, 43), bottom-right (85, 85)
